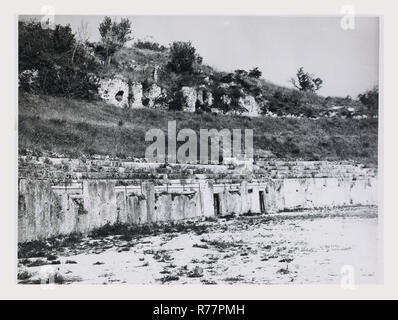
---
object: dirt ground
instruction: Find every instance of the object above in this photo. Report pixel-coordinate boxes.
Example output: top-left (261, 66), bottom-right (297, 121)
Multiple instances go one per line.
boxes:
top-left (18, 206), bottom-right (380, 285)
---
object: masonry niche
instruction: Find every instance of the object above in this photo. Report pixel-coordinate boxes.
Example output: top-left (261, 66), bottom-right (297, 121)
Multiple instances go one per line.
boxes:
top-left (213, 193), bottom-right (221, 216)
top-left (259, 190), bottom-right (265, 213)
top-left (115, 90), bottom-right (124, 102)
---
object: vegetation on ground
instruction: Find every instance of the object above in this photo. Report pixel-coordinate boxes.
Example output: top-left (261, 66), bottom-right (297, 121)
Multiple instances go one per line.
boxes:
top-left (19, 93), bottom-right (378, 164)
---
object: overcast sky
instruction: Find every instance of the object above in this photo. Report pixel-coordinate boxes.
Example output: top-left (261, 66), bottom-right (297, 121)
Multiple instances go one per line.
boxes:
top-left (20, 15), bottom-right (379, 97)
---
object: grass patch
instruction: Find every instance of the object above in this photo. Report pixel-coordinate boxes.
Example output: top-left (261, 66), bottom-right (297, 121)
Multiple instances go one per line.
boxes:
top-left (17, 269), bottom-right (32, 281)
top-left (88, 220), bottom-right (211, 241)
top-left (158, 275), bottom-right (180, 283)
top-left (19, 93), bottom-right (377, 164)
top-left (18, 232), bottom-right (83, 259)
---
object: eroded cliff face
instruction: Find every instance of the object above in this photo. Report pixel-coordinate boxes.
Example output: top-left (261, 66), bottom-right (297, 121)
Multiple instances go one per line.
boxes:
top-left (98, 75), bottom-right (261, 116)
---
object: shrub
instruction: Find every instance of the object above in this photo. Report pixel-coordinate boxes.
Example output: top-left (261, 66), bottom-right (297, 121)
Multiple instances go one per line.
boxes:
top-left (98, 16), bottom-right (132, 65)
top-left (290, 67), bottom-right (323, 93)
top-left (17, 268), bottom-right (32, 280)
top-left (358, 86), bottom-right (378, 116)
top-left (264, 90), bottom-right (306, 116)
top-left (142, 97), bottom-right (150, 107)
top-left (167, 41), bottom-right (200, 73)
top-left (134, 39), bottom-right (166, 52)
top-left (248, 67), bottom-right (262, 79)
top-left (168, 90), bottom-right (186, 111)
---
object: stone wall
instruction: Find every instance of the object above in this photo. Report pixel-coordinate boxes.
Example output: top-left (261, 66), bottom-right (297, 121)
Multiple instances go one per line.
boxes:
top-left (18, 180), bottom-right (82, 242)
top-left (239, 95), bottom-right (261, 117)
top-left (18, 174), bottom-right (378, 242)
top-left (181, 87), bottom-right (197, 112)
top-left (19, 156), bottom-right (377, 184)
top-left (145, 84), bottom-right (163, 108)
top-left (98, 77), bottom-right (163, 109)
top-left (272, 177), bottom-right (378, 210)
top-left (98, 78), bottom-right (129, 108)
top-left (130, 83), bottom-right (144, 109)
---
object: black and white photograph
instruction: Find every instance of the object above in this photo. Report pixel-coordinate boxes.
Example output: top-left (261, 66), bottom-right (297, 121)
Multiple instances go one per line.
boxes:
top-left (16, 13), bottom-right (381, 286)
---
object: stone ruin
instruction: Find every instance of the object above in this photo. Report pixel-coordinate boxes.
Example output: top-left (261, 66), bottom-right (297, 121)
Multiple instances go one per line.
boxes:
top-left (18, 156), bottom-right (378, 242)
top-left (99, 77), bottom-right (165, 110)
top-left (98, 75), bottom-right (261, 116)
top-left (98, 77), bottom-right (129, 108)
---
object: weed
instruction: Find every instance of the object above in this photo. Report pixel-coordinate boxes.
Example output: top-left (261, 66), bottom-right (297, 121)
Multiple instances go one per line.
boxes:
top-left (17, 269), bottom-right (32, 280)
top-left (187, 266), bottom-right (204, 278)
top-left (158, 275), bottom-right (180, 283)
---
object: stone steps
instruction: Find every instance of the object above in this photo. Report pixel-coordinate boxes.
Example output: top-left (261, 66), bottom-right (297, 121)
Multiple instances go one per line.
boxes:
top-left (19, 156), bottom-right (377, 181)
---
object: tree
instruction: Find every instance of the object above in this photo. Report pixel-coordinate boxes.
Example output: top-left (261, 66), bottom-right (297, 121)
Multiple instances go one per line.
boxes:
top-left (290, 67), bottom-right (323, 93)
top-left (227, 86), bottom-right (246, 115)
top-left (98, 16), bottom-right (132, 65)
top-left (358, 86), bottom-right (378, 115)
top-left (167, 41), bottom-right (199, 73)
top-left (19, 20), bottom-right (99, 99)
top-left (134, 39), bottom-right (166, 52)
top-left (71, 21), bottom-right (89, 64)
top-left (248, 67), bottom-right (262, 79)
top-left (234, 69), bottom-right (248, 77)
top-left (211, 85), bottom-right (229, 113)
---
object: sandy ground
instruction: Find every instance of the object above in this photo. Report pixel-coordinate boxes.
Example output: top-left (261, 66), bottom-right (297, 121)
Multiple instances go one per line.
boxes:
top-left (18, 206), bottom-right (380, 285)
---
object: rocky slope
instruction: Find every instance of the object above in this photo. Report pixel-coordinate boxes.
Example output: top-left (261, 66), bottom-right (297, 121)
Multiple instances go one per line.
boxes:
top-left (96, 46), bottom-right (368, 119)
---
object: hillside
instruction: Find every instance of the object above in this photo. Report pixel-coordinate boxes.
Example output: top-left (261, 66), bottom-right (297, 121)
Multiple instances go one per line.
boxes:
top-left (19, 93), bottom-right (378, 164)
top-left (18, 19), bottom-right (377, 120)
top-left (100, 46), bottom-right (368, 118)
top-left (18, 20), bottom-right (378, 165)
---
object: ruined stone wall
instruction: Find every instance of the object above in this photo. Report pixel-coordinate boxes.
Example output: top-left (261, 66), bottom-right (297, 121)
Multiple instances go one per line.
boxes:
top-left (18, 175), bottom-right (378, 242)
top-left (18, 180), bottom-right (121, 241)
top-left (18, 180), bottom-right (83, 242)
top-left (98, 76), bottom-right (261, 117)
top-left (98, 78), bottom-right (129, 108)
top-left (80, 180), bottom-right (118, 232)
top-left (98, 77), bottom-right (163, 110)
top-left (18, 179), bottom-right (215, 242)
top-left (271, 177), bottom-right (378, 210)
